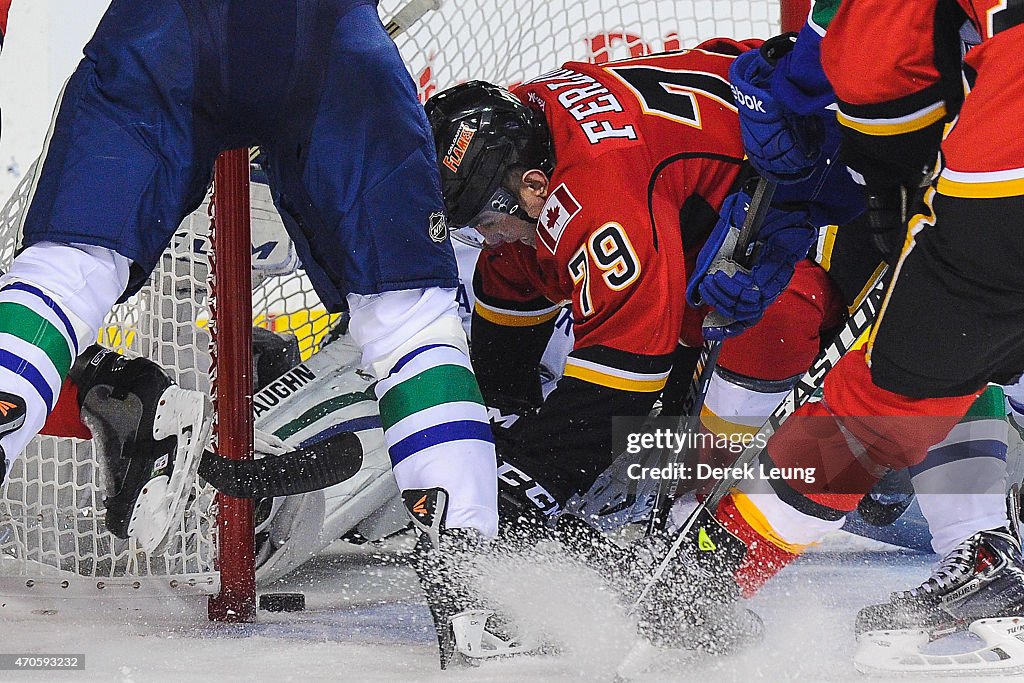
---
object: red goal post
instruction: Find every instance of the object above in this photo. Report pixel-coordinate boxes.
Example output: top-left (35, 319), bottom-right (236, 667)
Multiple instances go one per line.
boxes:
top-left (0, 0), bottom-right (808, 623)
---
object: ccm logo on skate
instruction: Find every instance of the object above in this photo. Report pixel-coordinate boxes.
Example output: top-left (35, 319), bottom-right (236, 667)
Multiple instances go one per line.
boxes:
top-left (730, 85), bottom-right (765, 113)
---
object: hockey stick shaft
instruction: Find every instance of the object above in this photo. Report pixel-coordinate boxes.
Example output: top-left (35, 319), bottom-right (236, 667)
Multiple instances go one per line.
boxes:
top-left (646, 177), bottom-right (777, 533)
top-left (630, 265), bottom-right (889, 611)
top-left (199, 431), bottom-right (364, 498)
top-left (384, 0), bottom-right (443, 38)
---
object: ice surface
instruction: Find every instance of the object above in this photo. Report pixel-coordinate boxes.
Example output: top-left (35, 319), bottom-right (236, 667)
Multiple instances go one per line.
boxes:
top-left (0, 534), bottom-right (1004, 682)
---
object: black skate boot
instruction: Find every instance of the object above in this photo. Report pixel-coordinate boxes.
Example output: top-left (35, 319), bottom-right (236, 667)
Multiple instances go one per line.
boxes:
top-left (556, 508), bottom-right (763, 656)
top-left (404, 488), bottom-right (531, 668)
top-left (71, 345), bottom-right (211, 551)
top-left (628, 509), bottom-right (764, 654)
top-left (0, 390), bottom-right (27, 484)
top-left (856, 527), bottom-right (1024, 637)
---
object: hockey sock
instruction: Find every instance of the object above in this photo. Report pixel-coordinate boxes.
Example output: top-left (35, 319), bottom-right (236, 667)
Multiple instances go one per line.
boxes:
top-left (376, 342), bottom-right (497, 535)
top-left (764, 349), bottom-right (980, 512)
top-left (697, 367), bottom-right (794, 482)
top-left (348, 287), bottom-right (498, 538)
top-left (39, 378), bottom-right (92, 439)
top-left (0, 242), bottom-right (129, 474)
top-left (713, 491), bottom-right (811, 596)
top-left (912, 385), bottom-right (1010, 556)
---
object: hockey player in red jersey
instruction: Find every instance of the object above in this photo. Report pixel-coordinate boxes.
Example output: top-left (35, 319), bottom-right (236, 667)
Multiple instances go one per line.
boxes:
top-left (661, 1), bottom-right (1024, 671)
top-left (425, 41), bottom-right (823, 526)
top-left (424, 40), bottom-right (849, 652)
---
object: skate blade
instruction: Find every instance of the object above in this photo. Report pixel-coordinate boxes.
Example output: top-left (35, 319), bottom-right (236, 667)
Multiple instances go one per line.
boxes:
top-left (451, 609), bottom-right (546, 660)
top-left (855, 616), bottom-right (1024, 676)
top-left (127, 388), bottom-right (212, 553)
top-left (614, 640), bottom-right (662, 681)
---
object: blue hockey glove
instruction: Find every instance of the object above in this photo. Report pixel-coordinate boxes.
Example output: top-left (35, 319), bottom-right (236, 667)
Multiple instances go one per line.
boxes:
top-left (687, 189), bottom-right (816, 340)
top-left (730, 37), bottom-right (823, 184)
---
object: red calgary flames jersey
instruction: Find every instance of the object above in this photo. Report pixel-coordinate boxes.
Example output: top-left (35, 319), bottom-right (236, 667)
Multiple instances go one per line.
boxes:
top-left (823, 0), bottom-right (1024, 196)
top-left (475, 39), bottom-right (754, 393)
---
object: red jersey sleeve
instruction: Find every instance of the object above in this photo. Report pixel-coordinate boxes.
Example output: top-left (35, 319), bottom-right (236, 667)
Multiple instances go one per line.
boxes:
top-left (0, 0), bottom-right (11, 47)
top-left (821, 0), bottom-right (964, 188)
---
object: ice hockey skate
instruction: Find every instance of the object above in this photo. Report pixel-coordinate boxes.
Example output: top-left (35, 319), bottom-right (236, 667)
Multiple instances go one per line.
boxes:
top-left (404, 487), bottom-right (537, 667)
top-left (72, 345), bottom-right (211, 553)
top-left (0, 390), bottom-right (27, 469)
top-left (854, 527), bottom-right (1024, 676)
top-left (555, 508), bottom-right (763, 677)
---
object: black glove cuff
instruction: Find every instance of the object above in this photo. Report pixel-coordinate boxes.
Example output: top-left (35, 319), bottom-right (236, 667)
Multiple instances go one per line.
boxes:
top-left (760, 32), bottom-right (798, 65)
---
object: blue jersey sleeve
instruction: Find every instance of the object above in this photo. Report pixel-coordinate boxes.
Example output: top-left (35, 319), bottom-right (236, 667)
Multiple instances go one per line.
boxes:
top-left (770, 19), bottom-right (864, 227)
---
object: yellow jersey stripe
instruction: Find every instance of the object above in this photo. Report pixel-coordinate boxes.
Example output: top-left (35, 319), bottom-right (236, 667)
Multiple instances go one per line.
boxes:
top-left (936, 175), bottom-right (1024, 199)
top-left (563, 362), bottom-right (668, 393)
top-left (815, 224), bottom-right (839, 272)
top-left (474, 302), bottom-right (560, 327)
top-left (866, 188), bottom-right (937, 360)
top-left (836, 102), bottom-right (946, 137)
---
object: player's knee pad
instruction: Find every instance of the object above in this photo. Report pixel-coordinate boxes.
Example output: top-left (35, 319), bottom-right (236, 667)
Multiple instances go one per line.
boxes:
top-left (346, 287), bottom-right (468, 379)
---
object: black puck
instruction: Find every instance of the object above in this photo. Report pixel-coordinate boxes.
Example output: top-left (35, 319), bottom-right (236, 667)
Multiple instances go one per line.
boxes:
top-left (259, 592), bottom-right (306, 612)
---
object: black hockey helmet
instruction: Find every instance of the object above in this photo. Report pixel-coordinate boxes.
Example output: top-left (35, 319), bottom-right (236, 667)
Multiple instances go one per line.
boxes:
top-left (425, 81), bottom-right (554, 227)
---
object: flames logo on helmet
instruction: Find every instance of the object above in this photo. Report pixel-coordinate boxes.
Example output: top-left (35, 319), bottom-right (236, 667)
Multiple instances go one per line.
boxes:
top-left (442, 121), bottom-right (477, 173)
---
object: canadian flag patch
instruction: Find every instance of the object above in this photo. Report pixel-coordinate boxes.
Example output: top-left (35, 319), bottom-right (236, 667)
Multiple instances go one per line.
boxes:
top-left (537, 183), bottom-right (581, 253)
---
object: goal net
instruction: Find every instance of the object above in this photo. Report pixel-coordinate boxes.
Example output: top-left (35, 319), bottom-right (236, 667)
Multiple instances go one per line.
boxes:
top-left (0, 0), bottom-right (803, 617)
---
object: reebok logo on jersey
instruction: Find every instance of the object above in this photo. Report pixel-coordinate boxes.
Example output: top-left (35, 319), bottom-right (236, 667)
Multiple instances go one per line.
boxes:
top-left (730, 84), bottom-right (765, 113)
top-left (536, 183), bottom-right (581, 253)
top-left (442, 121), bottom-right (477, 173)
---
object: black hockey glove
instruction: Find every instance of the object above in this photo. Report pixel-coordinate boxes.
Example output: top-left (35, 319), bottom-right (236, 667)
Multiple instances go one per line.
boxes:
top-left (862, 185), bottom-right (912, 265)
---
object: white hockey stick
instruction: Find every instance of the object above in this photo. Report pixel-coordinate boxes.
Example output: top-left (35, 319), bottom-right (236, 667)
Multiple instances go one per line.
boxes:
top-left (384, 0), bottom-right (443, 38)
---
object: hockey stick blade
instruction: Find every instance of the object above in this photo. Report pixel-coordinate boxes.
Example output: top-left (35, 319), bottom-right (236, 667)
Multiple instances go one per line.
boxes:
top-left (384, 0), bottom-right (443, 38)
top-left (199, 431), bottom-right (364, 498)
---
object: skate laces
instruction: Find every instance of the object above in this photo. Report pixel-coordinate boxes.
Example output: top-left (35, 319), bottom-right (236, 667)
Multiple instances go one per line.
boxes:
top-left (903, 530), bottom-right (1012, 598)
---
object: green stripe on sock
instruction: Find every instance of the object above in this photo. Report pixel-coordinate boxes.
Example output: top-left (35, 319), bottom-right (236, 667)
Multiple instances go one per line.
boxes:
top-left (0, 302), bottom-right (73, 378)
top-left (273, 386), bottom-right (377, 440)
top-left (378, 364), bottom-right (483, 429)
top-left (961, 385), bottom-right (1006, 421)
top-left (811, 0), bottom-right (840, 29)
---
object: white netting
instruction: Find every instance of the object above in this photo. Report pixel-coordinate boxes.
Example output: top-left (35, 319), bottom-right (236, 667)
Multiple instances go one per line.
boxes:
top-left (0, 0), bottom-right (781, 602)
top-left (381, 0), bottom-right (781, 100)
